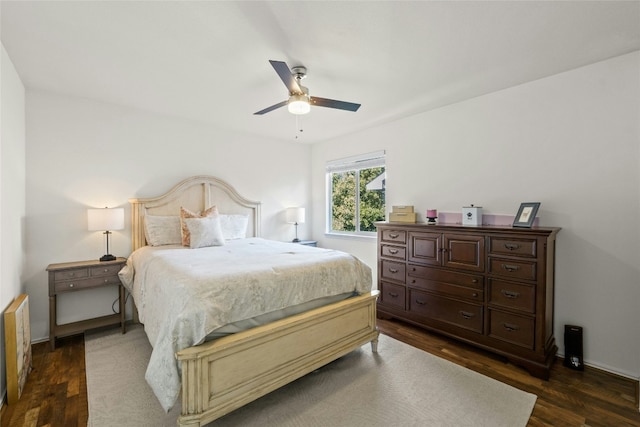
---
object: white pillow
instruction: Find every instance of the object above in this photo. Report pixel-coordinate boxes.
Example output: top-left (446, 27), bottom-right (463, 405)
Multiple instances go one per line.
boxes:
top-left (180, 206), bottom-right (218, 247)
top-left (184, 216), bottom-right (226, 249)
top-left (219, 214), bottom-right (249, 239)
top-left (144, 215), bottom-right (181, 246)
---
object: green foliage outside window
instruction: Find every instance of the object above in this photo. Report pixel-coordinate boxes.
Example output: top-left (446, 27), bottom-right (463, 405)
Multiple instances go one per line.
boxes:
top-left (331, 167), bottom-right (385, 233)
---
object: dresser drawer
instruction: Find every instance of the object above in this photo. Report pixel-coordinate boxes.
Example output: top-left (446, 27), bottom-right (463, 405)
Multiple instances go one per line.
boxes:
top-left (407, 276), bottom-right (483, 302)
top-left (489, 257), bottom-right (536, 281)
top-left (379, 281), bottom-right (406, 310)
top-left (380, 260), bottom-right (406, 283)
top-left (489, 279), bottom-right (535, 313)
top-left (408, 290), bottom-right (483, 333)
top-left (407, 265), bottom-right (483, 289)
top-left (489, 310), bottom-right (534, 349)
top-left (380, 244), bottom-right (406, 260)
top-left (54, 268), bottom-right (89, 281)
top-left (54, 274), bottom-right (121, 293)
top-left (381, 229), bottom-right (407, 244)
top-left (489, 237), bottom-right (537, 258)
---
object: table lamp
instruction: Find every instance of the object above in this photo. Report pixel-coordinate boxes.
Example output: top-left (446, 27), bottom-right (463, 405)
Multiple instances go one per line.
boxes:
top-left (286, 207), bottom-right (305, 243)
top-left (88, 207), bottom-right (124, 261)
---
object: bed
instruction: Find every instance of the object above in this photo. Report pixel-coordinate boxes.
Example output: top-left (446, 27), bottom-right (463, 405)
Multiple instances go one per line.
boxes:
top-left (121, 175), bottom-right (379, 426)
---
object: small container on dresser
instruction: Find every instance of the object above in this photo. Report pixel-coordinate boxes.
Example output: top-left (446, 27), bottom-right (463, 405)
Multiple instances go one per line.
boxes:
top-left (375, 221), bottom-right (560, 380)
top-left (47, 257), bottom-right (127, 350)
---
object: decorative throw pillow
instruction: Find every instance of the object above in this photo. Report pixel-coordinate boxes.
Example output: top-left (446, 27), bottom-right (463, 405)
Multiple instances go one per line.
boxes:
top-left (180, 206), bottom-right (218, 247)
top-left (144, 215), bottom-right (181, 246)
top-left (219, 214), bottom-right (249, 240)
top-left (184, 216), bottom-right (225, 249)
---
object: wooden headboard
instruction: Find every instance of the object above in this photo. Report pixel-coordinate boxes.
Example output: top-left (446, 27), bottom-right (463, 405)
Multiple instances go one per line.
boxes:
top-left (128, 175), bottom-right (261, 251)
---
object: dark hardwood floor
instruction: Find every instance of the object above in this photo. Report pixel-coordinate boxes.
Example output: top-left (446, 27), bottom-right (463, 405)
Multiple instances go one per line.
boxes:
top-left (2, 319), bottom-right (639, 426)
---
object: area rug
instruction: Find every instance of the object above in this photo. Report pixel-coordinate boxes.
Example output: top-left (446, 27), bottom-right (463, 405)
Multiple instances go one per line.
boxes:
top-left (85, 324), bottom-right (536, 426)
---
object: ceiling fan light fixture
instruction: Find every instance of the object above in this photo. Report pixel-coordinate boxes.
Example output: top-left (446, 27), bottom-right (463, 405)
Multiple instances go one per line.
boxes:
top-left (288, 93), bottom-right (311, 115)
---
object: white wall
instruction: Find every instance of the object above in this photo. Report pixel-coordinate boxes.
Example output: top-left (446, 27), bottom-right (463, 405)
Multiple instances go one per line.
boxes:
top-left (312, 51), bottom-right (640, 379)
top-left (0, 44), bottom-right (27, 406)
top-left (24, 90), bottom-right (312, 343)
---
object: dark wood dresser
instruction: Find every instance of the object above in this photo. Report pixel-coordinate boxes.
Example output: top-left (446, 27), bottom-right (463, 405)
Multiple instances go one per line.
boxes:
top-left (375, 221), bottom-right (560, 379)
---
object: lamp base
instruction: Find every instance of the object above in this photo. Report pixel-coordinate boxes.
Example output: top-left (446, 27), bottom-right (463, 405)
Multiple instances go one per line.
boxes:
top-left (292, 238), bottom-right (300, 243)
top-left (99, 254), bottom-right (116, 262)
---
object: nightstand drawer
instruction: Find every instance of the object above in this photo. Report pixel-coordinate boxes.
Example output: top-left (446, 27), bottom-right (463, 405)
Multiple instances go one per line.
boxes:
top-left (54, 275), bottom-right (121, 293)
top-left (90, 264), bottom-right (123, 277)
top-left (54, 268), bottom-right (89, 281)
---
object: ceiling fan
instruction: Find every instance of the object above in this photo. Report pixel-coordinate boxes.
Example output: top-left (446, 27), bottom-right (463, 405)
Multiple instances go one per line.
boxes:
top-left (254, 60), bottom-right (361, 115)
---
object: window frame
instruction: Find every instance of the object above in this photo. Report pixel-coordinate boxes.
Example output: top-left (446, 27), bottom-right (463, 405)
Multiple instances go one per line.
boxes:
top-left (325, 150), bottom-right (386, 238)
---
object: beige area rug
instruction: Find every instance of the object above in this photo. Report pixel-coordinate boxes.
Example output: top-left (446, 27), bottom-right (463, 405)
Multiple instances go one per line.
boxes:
top-left (85, 324), bottom-right (536, 427)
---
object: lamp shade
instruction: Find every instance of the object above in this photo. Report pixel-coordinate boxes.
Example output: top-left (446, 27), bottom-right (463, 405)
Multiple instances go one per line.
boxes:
top-left (88, 208), bottom-right (124, 231)
top-left (286, 207), bottom-right (305, 224)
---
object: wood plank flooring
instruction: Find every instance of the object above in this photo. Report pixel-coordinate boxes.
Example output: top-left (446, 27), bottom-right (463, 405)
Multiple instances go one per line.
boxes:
top-left (1, 319), bottom-right (639, 426)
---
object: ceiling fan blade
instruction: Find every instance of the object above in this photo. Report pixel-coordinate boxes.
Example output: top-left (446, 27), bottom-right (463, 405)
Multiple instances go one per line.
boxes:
top-left (269, 60), bottom-right (302, 94)
top-left (310, 96), bottom-right (361, 112)
top-left (254, 100), bottom-right (288, 115)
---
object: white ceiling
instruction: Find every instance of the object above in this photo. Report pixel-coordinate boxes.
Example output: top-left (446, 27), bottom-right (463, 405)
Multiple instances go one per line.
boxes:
top-left (2, 1), bottom-right (639, 144)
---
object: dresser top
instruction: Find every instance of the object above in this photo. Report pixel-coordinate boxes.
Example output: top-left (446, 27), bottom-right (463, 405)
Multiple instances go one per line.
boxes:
top-left (375, 221), bottom-right (560, 235)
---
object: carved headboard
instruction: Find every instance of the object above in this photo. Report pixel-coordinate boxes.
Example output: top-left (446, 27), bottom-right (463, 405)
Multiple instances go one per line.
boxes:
top-left (128, 175), bottom-right (261, 251)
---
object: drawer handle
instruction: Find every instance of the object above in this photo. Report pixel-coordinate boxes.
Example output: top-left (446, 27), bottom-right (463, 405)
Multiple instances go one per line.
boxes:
top-left (103, 268), bottom-right (109, 273)
top-left (471, 292), bottom-right (478, 298)
top-left (503, 323), bottom-right (520, 332)
top-left (411, 279), bottom-right (416, 284)
top-left (68, 283), bottom-right (75, 288)
top-left (387, 292), bottom-right (399, 298)
top-left (388, 268), bottom-right (399, 274)
top-left (69, 272), bottom-right (75, 277)
top-left (415, 299), bottom-right (427, 306)
top-left (501, 289), bottom-right (520, 299)
top-left (389, 233), bottom-right (399, 239)
top-left (389, 249), bottom-right (399, 254)
top-left (504, 243), bottom-right (520, 251)
top-left (471, 279), bottom-right (478, 283)
top-left (104, 279), bottom-right (109, 283)
top-left (501, 264), bottom-right (520, 272)
top-left (459, 311), bottom-right (475, 320)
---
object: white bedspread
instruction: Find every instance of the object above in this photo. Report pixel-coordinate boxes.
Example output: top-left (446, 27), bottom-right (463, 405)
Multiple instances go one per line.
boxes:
top-left (118, 238), bottom-right (372, 411)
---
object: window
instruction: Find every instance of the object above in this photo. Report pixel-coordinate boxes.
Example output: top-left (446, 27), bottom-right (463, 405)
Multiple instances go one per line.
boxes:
top-left (326, 151), bottom-right (386, 236)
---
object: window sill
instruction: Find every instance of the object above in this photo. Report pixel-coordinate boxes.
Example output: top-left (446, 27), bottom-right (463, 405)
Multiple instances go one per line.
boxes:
top-left (324, 232), bottom-right (377, 241)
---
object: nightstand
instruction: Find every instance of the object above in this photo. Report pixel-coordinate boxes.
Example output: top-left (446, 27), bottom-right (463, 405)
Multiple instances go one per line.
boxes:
top-left (46, 257), bottom-right (126, 350)
top-left (296, 240), bottom-right (318, 247)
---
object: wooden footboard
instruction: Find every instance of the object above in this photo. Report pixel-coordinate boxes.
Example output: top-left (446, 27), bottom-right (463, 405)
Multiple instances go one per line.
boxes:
top-left (176, 290), bottom-right (379, 427)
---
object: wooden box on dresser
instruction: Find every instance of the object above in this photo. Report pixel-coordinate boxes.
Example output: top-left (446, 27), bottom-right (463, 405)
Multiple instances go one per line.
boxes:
top-left (375, 221), bottom-right (560, 379)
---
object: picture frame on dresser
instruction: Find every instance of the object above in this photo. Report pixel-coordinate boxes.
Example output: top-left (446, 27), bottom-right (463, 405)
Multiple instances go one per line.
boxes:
top-left (513, 202), bottom-right (540, 228)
